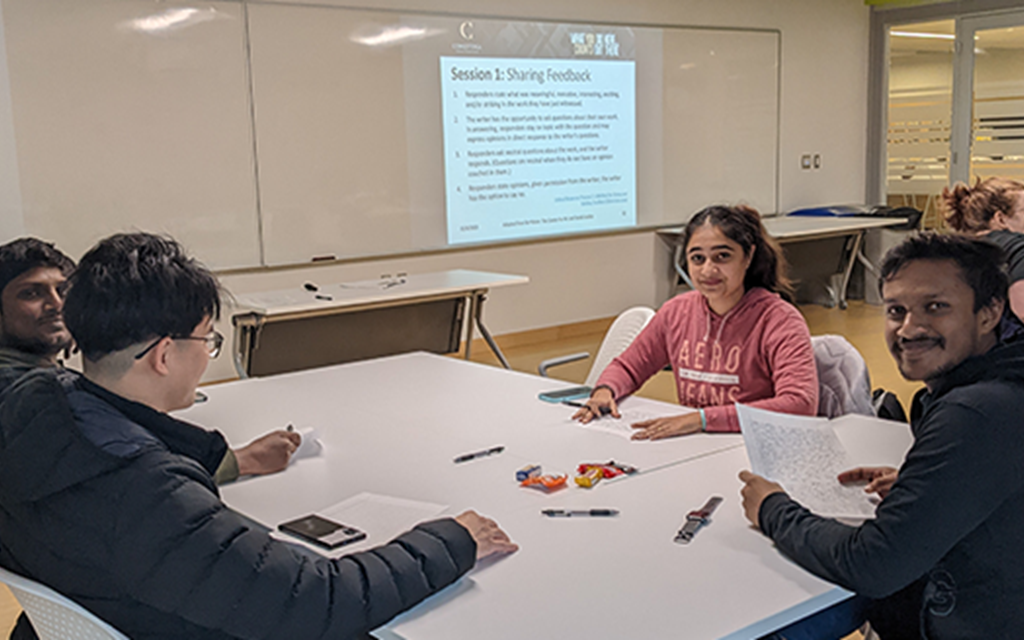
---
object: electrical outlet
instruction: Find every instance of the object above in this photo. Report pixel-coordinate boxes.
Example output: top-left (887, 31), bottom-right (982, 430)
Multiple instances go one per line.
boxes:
top-left (813, 154), bottom-right (821, 169)
top-left (801, 154), bottom-right (812, 170)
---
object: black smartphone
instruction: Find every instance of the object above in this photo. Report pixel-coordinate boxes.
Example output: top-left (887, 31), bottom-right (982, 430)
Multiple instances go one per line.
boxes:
top-left (538, 385), bottom-right (592, 403)
top-left (278, 514), bottom-right (367, 550)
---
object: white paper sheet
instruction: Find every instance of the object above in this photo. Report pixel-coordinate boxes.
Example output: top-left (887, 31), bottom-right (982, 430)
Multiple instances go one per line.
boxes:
top-left (291, 427), bottom-right (322, 462)
top-left (737, 404), bottom-right (877, 520)
top-left (274, 493), bottom-right (449, 557)
top-left (573, 406), bottom-right (694, 440)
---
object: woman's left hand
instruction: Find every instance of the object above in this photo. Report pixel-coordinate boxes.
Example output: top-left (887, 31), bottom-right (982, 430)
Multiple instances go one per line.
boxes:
top-left (630, 412), bottom-right (703, 440)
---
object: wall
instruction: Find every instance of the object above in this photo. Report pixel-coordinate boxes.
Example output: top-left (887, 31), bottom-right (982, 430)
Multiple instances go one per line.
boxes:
top-left (0, 0), bottom-right (872, 382)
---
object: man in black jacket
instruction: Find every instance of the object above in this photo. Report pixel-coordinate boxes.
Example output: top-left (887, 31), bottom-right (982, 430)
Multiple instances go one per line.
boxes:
top-left (0, 232), bottom-right (517, 639)
top-left (0, 236), bottom-right (301, 484)
top-left (740, 233), bottom-right (1024, 639)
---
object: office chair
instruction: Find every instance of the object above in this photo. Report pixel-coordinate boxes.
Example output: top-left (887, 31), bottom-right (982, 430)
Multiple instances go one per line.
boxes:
top-left (811, 334), bottom-right (874, 418)
top-left (538, 306), bottom-right (656, 386)
top-left (0, 567), bottom-right (128, 640)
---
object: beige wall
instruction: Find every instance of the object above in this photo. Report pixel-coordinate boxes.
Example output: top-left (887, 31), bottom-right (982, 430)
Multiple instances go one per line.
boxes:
top-left (0, 0), bottom-right (873, 382)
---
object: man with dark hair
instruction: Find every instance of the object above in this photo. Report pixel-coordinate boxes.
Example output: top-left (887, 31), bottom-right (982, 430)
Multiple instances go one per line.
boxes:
top-left (0, 232), bottom-right (517, 639)
top-left (740, 232), bottom-right (1024, 638)
top-left (0, 236), bottom-right (299, 485)
top-left (0, 238), bottom-right (75, 379)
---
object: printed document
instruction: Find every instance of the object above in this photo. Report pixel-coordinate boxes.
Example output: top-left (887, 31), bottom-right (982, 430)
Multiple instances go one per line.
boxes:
top-left (737, 404), bottom-right (877, 520)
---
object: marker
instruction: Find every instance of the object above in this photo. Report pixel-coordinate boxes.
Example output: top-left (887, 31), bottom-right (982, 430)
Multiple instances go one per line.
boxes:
top-left (453, 445), bottom-right (505, 463)
top-left (303, 282), bottom-right (319, 292)
top-left (286, 424), bottom-right (294, 432)
top-left (315, 294), bottom-right (333, 301)
top-left (562, 400), bottom-right (611, 416)
top-left (542, 509), bottom-right (619, 517)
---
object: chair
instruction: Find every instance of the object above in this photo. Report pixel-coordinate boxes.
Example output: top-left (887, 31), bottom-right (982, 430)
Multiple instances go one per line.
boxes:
top-left (538, 306), bottom-right (656, 387)
top-left (811, 334), bottom-right (874, 419)
top-left (0, 567), bottom-right (128, 640)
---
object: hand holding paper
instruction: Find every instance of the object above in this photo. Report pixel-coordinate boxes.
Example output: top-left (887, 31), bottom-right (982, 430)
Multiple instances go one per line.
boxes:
top-left (291, 427), bottom-right (323, 462)
top-left (736, 404), bottom-right (878, 520)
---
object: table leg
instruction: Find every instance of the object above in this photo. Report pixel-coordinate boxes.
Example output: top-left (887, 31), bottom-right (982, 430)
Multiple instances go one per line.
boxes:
top-left (837, 231), bottom-right (865, 310)
top-left (673, 241), bottom-right (695, 290)
top-left (463, 293), bottom-right (477, 361)
top-left (473, 292), bottom-right (512, 369)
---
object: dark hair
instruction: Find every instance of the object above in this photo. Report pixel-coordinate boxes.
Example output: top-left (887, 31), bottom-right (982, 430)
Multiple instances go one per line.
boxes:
top-left (879, 232), bottom-right (1008, 312)
top-left (0, 237), bottom-right (75, 298)
top-left (681, 204), bottom-right (793, 297)
top-left (63, 233), bottom-right (222, 360)
top-left (942, 177), bottom-right (1024, 233)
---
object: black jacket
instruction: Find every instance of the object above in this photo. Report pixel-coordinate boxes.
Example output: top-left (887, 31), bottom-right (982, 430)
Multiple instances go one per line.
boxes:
top-left (0, 370), bottom-right (476, 639)
top-left (759, 338), bottom-right (1024, 639)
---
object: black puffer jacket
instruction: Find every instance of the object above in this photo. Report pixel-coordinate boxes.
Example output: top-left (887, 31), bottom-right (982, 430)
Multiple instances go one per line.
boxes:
top-left (759, 338), bottom-right (1024, 639)
top-left (0, 370), bottom-right (476, 639)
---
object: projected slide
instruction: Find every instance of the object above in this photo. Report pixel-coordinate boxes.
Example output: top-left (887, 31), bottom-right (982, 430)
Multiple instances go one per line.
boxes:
top-left (441, 56), bottom-right (636, 244)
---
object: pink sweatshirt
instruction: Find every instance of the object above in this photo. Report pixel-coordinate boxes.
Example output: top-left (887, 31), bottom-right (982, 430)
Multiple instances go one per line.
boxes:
top-left (595, 288), bottom-right (818, 432)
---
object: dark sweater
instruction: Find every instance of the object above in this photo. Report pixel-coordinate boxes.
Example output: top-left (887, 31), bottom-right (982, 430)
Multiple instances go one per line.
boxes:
top-left (758, 338), bottom-right (1024, 639)
top-left (0, 370), bottom-right (476, 639)
top-left (983, 230), bottom-right (1024, 283)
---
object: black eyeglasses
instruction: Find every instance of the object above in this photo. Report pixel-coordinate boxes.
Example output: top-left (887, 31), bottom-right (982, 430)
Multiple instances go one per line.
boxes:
top-left (134, 330), bottom-right (224, 360)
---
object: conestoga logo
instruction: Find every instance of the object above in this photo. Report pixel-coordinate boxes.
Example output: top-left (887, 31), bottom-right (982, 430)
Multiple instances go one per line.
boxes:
top-left (459, 21), bottom-right (473, 40)
top-left (924, 570), bottom-right (956, 617)
top-left (569, 32), bottom-right (620, 57)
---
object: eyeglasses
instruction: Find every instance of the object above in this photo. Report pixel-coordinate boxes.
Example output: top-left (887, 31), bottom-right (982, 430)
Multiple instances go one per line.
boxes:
top-left (134, 330), bottom-right (224, 360)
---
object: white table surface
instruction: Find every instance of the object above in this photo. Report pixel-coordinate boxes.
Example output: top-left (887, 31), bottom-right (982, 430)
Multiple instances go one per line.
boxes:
top-left (179, 353), bottom-right (913, 640)
top-left (232, 269), bottom-right (529, 317)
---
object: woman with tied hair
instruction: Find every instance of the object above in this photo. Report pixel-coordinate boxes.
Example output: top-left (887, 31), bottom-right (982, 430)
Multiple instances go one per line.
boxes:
top-left (573, 204), bottom-right (818, 439)
top-left (942, 177), bottom-right (1024, 319)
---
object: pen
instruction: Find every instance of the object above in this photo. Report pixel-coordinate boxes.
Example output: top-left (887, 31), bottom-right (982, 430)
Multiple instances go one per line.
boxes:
top-left (562, 400), bottom-right (611, 416)
top-left (542, 509), bottom-right (619, 517)
top-left (453, 445), bottom-right (505, 463)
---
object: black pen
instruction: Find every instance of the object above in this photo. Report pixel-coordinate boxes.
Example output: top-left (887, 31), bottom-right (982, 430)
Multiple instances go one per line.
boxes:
top-left (453, 445), bottom-right (504, 463)
top-left (542, 509), bottom-right (619, 517)
top-left (562, 400), bottom-right (611, 416)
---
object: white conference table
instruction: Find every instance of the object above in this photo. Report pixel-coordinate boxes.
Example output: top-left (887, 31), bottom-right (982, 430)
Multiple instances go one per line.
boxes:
top-left (179, 353), bottom-right (912, 640)
top-left (658, 216), bottom-right (909, 309)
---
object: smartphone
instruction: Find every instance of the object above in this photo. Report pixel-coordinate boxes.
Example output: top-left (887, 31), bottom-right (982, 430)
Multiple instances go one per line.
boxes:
top-left (538, 385), bottom-right (592, 403)
top-left (278, 514), bottom-right (367, 550)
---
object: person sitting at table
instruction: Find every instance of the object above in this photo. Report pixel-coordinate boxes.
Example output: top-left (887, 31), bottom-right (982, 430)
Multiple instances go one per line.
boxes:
top-left (0, 232), bottom-right (518, 640)
top-left (740, 233), bottom-right (1024, 639)
top-left (942, 176), bottom-right (1024, 321)
top-left (0, 236), bottom-right (299, 485)
top-left (573, 204), bottom-right (818, 438)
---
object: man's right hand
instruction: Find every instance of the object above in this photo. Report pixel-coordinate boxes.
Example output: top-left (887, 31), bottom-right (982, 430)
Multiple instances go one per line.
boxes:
top-left (235, 430), bottom-right (302, 477)
top-left (571, 387), bottom-right (620, 423)
top-left (454, 511), bottom-right (519, 560)
top-left (838, 466), bottom-right (899, 499)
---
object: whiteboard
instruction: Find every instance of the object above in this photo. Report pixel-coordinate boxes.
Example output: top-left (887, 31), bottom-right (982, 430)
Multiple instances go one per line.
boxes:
top-left (249, 6), bottom-right (779, 265)
top-left (1, 0), bottom-right (261, 269)
top-left (0, 1), bottom-right (778, 269)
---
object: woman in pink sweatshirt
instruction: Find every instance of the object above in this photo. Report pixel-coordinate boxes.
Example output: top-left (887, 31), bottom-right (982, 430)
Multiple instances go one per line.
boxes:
top-left (573, 204), bottom-right (818, 438)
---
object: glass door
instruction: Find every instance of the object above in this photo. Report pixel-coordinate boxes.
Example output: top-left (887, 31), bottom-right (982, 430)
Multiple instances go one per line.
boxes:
top-left (886, 20), bottom-right (955, 228)
top-left (884, 10), bottom-right (1024, 228)
top-left (954, 13), bottom-right (1024, 186)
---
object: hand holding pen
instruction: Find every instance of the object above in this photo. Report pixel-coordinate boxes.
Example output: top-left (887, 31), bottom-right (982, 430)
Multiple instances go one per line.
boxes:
top-left (570, 387), bottom-right (620, 423)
